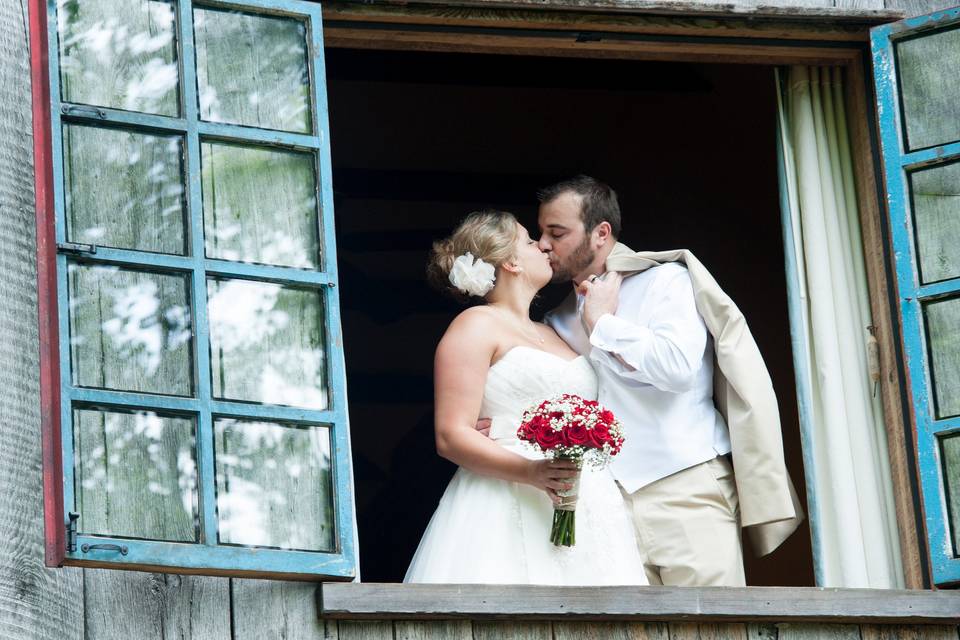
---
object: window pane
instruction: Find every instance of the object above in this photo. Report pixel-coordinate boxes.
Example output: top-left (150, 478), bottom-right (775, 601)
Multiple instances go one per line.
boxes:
top-left (68, 263), bottom-right (194, 396)
top-left (74, 407), bottom-right (198, 542)
top-left (214, 418), bottom-right (334, 551)
top-left (910, 161), bottom-right (960, 284)
top-left (64, 124), bottom-right (186, 255)
top-left (896, 26), bottom-right (960, 151)
top-left (201, 142), bottom-right (319, 269)
top-left (941, 433), bottom-right (960, 557)
top-left (57, 0), bottom-right (179, 116)
top-left (925, 296), bottom-right (960, 419)
top-left (194, 7), bottom-right (312, 133)
top-left (208, 279), bottom-right (327, 409)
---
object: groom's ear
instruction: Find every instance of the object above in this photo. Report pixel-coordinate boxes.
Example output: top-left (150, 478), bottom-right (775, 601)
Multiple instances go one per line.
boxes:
top-left (592, 221), bottom-right (613, 248)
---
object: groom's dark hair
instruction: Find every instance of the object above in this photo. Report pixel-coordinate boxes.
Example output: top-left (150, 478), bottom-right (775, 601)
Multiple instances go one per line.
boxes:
top-left (537, 175), bottom-right (622, 238)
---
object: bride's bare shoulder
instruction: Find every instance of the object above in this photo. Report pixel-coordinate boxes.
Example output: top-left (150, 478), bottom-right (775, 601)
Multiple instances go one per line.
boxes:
top-left (436, 306), bottom-right (501, 356)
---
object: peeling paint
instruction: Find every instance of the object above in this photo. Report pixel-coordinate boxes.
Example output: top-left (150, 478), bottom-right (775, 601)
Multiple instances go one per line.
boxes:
top-left (872, 9), bottom-right (960, 586)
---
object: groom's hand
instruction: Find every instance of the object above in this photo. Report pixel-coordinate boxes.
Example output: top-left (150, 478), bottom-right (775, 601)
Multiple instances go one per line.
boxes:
top-left (579, 272), bottom-right (623, 334)
top-left (475, 418), bottom-right (492, 437)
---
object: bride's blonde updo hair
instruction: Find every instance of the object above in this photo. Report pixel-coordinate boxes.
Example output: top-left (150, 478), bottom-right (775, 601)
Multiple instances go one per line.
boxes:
top-left (427, 210), bottom-right (519, 304)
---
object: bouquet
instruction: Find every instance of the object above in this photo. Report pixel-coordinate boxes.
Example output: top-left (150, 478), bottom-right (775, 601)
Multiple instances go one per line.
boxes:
top-left (517, 394), bottom-right (625, 546)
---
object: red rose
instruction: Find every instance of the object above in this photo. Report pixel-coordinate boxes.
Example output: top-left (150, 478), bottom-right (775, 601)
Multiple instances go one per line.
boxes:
top-left (518, 423), bottom-right (535, 442)
top-left (519, 415), bottom-right (546, 443)
top-left (600, 409), bottom-right (615, 424)
top-left (535, 424), bottom-right (563, 449)
top-left (565, 423), bottom-right (589, 446)
top-left (589, 423), bottom-right (611, 447)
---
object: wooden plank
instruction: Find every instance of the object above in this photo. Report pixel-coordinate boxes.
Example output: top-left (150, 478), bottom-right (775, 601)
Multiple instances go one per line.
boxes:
top-left (473, 621), bottom-right (553, 640)
top-left (883, 0), bottom-right (958, 19)
top-left (395, 620), bottom-right (473, 639)
top-left (324, 27), bottom-right (861, 65)
top-left (83, 570), bottom-right (163, 639)
top-left (322, 1), bottom-right (890, 42)
top-left (777, 624), bottom-right (860, 640)
top-left (83, 570), bottom-right (230, 640)
top-left (0, 1), bottom-right (85, 638)
top-left (669, 623), bottom-right (748, 640)
top-left (160, 574), bottom-right (232, 640)
top-left (336, 621), bottom-right (394, 640)
top-left (836, 0), bottom-right (886, 10)
top-left (554, 621), bottom-right (668, 640)
top-left (860, 625), bottom-right (960, 640)
top-left (845, 51), bottom-right (927, 591)
top-left (318, 584), bottom-right (960, 623)
top-left (232, 578), bottom-right (329, 640)
top-left (346, 0), bottom-right (903, 20)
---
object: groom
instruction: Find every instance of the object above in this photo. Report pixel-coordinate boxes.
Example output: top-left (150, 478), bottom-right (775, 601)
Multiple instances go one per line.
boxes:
top-left (482, 175), bottom-right (802, 587)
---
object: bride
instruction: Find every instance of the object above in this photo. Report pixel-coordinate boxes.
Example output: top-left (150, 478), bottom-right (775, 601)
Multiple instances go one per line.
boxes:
top-left (404, 210), bottom-right (648, 585)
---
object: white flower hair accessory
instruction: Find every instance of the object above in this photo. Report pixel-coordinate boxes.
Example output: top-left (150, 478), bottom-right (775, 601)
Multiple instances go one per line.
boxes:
top-left (449, 252), bottom-right (496, 297)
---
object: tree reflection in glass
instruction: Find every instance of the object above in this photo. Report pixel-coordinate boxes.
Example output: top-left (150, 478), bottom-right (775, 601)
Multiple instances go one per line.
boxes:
top-left (926, 296), bottom-right (960, 419)
top-left (58, 0), bottom-right (179, 116)
top-left (74, 408), bottom-right (198, 541)
top-left (202, 142), bottom-right (319, 268)
top-left (68, 263), bottom-right (193, 396)
top-left (214, 417), bottom-right (334, 551)
top-left (64, 124), bottom-right (186, 255)
top-left (194, 7), bottom-right (312, 133)
top-left (208, 279), bottom-right (327, 410)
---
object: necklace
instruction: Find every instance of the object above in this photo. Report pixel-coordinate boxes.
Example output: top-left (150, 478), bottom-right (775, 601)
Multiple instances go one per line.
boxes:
top-left (491, 305), bottom-right (545, 345)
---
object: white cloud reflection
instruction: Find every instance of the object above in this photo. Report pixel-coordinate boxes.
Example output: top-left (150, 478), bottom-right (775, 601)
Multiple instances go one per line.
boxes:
top-left (58, 0), bottom-right (179, 116)
top-left (215, 418), bottom-right (332, 550)
top-left (208, 280), bottom-right (327, 410)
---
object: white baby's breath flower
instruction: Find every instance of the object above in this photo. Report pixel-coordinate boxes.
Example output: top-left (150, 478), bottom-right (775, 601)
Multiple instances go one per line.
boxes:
top-left (449, 252), bottom-right (496, 297)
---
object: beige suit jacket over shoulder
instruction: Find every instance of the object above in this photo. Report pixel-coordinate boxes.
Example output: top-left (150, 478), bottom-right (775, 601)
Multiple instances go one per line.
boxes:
top-left (606, 243), bottom-right (805, 557)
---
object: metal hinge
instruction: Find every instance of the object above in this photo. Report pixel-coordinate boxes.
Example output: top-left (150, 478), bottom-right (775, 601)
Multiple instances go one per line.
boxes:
top-left (61, 104), bottom-right (107, 119)
top-left (66, 512), bottom-right (79, 553)
top-left (57, 242), bottom-right (97, 256)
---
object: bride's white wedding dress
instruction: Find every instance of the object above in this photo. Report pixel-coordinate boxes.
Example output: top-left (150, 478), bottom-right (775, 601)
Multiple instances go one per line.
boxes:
top-left (404, 345), bottom-right (649, 585)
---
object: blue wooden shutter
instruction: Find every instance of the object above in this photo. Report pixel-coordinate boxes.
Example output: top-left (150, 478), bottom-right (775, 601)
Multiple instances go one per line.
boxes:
top-left (46, 0), bottom-right (357, 580)
top-left (872, 6), bottom-right (960, 587)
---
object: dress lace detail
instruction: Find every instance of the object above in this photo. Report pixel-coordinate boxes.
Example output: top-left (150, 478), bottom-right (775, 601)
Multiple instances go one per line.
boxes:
top-left (404, 346), bottom-right (648, 585)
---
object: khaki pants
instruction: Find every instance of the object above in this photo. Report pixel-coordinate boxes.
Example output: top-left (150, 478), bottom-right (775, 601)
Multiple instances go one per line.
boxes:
top-left (619, 456), bottom-right (745, 587)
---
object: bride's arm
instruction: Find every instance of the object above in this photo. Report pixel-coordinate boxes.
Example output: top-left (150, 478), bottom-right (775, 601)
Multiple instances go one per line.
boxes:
top-left (433, 310), bottom-right (577, 499)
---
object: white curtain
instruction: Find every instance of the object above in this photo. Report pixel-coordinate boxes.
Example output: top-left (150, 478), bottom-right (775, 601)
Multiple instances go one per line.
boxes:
top-left (776, 66), bottom-right (904, 589)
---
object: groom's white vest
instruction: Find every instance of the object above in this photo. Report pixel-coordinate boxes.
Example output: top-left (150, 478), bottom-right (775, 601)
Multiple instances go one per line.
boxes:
top-left (606, 243), bottom-right (804, 557)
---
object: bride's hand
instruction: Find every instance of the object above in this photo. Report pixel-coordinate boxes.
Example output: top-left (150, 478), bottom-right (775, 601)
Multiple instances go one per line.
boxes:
top-left (526, 459), bottom-right (580, 504)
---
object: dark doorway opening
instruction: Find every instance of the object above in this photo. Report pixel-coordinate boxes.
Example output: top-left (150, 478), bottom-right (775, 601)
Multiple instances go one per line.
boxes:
top-left (326, 47), bottom-right (813, 586)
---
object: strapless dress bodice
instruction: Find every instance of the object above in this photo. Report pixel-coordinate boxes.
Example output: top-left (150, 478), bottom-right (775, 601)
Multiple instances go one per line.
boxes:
top-left (481, 346), bottom-right (598, 445)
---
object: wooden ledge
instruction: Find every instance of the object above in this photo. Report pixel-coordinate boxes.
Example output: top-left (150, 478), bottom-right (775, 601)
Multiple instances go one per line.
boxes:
top-left (318, 584), bottom-right (960, 624)
top-left (327, 0), bottom-right (905, 23)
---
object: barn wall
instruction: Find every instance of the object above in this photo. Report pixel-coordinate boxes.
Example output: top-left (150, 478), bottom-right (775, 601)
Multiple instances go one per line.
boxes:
top-left (1, 0), bottom-right (955, 638)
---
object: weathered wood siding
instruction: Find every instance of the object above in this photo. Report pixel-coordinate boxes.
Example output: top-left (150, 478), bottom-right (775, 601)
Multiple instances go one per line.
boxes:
top-left (2, 0), bottom-right (957, 638)
top-left (0, 1), bottom-right (84, 639)
top-left (331, 622), bottom-right (960, 640)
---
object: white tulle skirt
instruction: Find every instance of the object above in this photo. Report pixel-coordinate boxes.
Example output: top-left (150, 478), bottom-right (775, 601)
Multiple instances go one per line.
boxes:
top-left (404, 448), bottom-right (649, 585)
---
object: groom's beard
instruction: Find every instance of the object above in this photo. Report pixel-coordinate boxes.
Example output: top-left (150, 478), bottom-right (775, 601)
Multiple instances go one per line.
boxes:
top-left (550, 236), bottom-right (595, 283)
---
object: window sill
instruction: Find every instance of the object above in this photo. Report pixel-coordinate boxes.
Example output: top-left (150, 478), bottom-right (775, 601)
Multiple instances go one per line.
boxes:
top-left (318, 583), bottom-right (960, 623)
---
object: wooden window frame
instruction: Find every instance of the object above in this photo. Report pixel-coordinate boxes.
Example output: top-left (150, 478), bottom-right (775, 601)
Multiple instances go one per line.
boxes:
top-left (31, 0), bottom-right (358, 581)
top-left (319, 0), bottom-right (928, 590)
top-left (318, 582), bottom-right (960, 623)
top-left (871, 5), bottom-right (960, 588)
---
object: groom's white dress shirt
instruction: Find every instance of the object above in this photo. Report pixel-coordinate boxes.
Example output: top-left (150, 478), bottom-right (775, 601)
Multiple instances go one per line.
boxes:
top-left (545, 262), bottom-right (731, 494)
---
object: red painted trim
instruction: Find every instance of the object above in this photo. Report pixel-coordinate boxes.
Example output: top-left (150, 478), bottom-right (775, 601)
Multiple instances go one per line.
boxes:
top-left (30, 0), bottom-right (65, 568)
